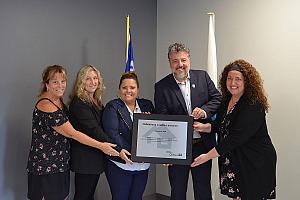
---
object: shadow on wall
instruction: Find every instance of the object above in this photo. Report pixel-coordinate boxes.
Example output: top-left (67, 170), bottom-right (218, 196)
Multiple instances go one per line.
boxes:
top-left (3, 93), bottom-right (32, 200)
top-left (81, 39), bottom-right (88, 67)
top-left (0, 124), bottom-right (14, 200)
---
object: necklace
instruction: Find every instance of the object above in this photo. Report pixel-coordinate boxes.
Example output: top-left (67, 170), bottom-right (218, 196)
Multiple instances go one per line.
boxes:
top-left (227, 98), bottom-right (238, 113)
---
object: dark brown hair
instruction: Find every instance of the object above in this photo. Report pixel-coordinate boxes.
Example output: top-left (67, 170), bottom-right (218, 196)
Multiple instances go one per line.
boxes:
top-left (219, 59), bottom-right (269, 112)
top-left (118, 72), bottom-right (139, 89)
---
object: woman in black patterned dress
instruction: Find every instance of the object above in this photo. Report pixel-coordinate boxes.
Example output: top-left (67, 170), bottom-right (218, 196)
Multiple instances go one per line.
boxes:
top-left (191, 59), bottom-right (277, 200)
top-left (26, 65), bottom-right (119, 200)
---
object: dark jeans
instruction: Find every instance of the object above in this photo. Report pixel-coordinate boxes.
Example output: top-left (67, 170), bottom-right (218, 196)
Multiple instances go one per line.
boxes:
top-left (105, 161), bottom-right (149, 200)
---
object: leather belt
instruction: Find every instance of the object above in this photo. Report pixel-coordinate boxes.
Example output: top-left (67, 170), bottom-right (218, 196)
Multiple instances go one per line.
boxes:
top-left (192, 137), bottom-right (203, 144)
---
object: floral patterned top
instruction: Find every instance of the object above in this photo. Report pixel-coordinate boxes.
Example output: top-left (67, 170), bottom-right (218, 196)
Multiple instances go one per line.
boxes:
top-left (218, 103), bottom-right (276, 199)
top-left (218, 104), bottom-right (241, 198)
top-left (27, 98), bottom-right (70, 175)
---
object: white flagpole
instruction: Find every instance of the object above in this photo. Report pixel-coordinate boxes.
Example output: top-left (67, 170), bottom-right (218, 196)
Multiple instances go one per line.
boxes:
top-left (207, 12), bottom-right (218, 86)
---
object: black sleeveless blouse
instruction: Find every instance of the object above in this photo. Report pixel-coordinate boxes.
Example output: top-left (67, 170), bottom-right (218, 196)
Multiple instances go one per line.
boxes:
top-left (27, 98), bottom-right (69, 175)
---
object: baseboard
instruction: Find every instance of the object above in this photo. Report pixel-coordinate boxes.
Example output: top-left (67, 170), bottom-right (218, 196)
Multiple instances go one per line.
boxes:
top-left (143, 193), bottom-right (170, 200)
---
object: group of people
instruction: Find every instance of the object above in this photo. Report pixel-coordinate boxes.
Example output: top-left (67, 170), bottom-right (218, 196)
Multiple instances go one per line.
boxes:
top-left (26, 42), bottom-right (277, 200)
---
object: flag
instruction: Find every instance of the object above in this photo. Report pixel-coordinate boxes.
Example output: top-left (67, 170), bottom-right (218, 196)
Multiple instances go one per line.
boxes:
top-left (207, 12), bottom-right (218, 141)
top-left (207, 12), bottom-right (218, 86)
top-left (125, 15), bottom-right (135, 72)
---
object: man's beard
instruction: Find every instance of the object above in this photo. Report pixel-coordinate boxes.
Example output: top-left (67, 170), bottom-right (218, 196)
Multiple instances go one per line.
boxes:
top-left (174, 66), bottom-right (188, 80)
top-left (174, 72), bottom-right (187, 80)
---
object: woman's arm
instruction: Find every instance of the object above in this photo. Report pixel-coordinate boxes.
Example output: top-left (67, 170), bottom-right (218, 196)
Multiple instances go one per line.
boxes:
top-left (191, 147), bottom-right (219, 167)
top-left (102, 102), bottom-right (131, 150)
top-left (216, 102), bottom-right (266, 155)
top-left (37, 99), bottom-right (119, 156)
top-left (53, 121), bottom-right (119, 156)
top-left (69, 97), bottom-right (112, 142)
top-left (102, 101), bottom-right (133, 164)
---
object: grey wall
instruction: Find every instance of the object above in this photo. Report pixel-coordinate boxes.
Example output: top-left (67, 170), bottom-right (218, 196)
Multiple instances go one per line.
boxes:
top-left (2, 0), bottom-right (299, 199)
top-left (0, 0), bottom-right (156, 199)
top-left (156, 0), bottom-right (300, 199)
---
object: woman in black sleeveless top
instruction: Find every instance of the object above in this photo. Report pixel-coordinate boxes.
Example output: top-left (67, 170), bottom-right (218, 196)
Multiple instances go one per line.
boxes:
top-left (27, 65), bottom-right (119, 200)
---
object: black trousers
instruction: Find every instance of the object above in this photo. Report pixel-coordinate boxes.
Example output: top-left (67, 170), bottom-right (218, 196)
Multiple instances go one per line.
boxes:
top-left (73, 173), bottom-right (100, 200)
top-left (168, 142), bottom-right (213, 200)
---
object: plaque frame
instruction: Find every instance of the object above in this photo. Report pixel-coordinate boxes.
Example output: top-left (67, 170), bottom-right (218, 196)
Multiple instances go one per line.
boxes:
top-left (131, 113), bottom-right (193, 165)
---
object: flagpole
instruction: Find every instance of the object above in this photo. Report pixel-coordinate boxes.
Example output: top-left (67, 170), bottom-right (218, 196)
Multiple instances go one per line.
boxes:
top-left (207, 12), bottom-right (218, 86)
top-left (126, 15), bottom-right (130, 64)
top-left (124, 15), bottom-right (135, 72)
top-left (207, 12), bottom-right (218, 145)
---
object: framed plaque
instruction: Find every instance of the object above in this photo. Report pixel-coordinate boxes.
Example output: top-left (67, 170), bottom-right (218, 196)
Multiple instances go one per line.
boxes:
top-left (131, 113), bottom-right (193, 165)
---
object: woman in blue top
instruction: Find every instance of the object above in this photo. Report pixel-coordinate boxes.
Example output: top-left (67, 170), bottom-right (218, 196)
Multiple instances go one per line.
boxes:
top-left (27, 65), bottom-right (119, 200)
top-left (102, 72), bottom-right (154, 200)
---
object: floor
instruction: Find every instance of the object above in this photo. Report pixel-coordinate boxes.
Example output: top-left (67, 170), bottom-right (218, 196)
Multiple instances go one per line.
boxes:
top-left (143, 193), bottom-right (170, 200)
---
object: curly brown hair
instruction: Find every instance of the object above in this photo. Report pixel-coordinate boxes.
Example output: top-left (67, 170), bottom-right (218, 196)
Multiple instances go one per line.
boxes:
top-left (219, 59), bottom-right (269, 112)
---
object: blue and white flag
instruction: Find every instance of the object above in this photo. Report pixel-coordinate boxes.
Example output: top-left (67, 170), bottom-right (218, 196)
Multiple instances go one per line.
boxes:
top-left (125, 15), bottom-right (135, 72)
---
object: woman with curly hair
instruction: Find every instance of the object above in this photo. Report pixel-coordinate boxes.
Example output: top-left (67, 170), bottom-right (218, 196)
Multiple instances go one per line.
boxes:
top-left (191, 59), bottom-right (277, 200)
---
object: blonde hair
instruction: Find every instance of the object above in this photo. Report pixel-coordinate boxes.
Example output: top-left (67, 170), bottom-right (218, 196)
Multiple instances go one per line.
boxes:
top-left (39, 65), bottom-right (67, 96)
top-left (70, 65), bottom-right (105, 107)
